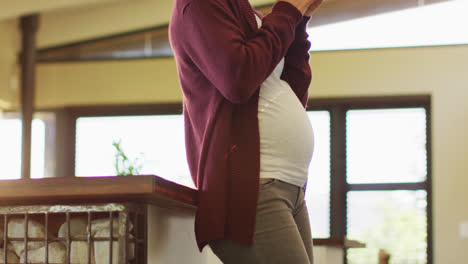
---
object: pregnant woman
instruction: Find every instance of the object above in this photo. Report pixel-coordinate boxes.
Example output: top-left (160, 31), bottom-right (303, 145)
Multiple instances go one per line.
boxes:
top-left (169, 0), bottom-right (322, 263)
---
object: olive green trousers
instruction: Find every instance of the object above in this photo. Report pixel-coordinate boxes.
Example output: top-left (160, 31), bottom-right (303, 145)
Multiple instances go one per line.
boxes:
top-left (209, 179), bottom-right (314, 264)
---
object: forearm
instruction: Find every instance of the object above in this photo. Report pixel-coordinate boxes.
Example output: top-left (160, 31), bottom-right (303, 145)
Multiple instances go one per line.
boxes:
top-left (281, 16), bottom-right (312, 107)
top-left (286, 16), bottom-right (311, 63)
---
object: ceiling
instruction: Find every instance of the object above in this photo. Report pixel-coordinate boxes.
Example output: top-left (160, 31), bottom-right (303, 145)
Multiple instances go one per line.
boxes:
top-left (0, 0), bottom-right (128, 22)
top-left (0, 0), bottom-right (453, 25)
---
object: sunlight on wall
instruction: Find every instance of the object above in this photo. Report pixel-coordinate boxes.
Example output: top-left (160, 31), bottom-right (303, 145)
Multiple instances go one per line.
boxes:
top-left (308, 0), bottom-right (468, 51)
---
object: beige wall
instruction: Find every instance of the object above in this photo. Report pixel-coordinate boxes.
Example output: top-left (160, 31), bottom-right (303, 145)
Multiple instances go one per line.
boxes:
top-left (0, 19), bottom-right (20, 110)
top-left (36, 58), bottom-right (181, 108)
top-left (147, 205), bottom-right (214, 264)
top-left (36, 44), bottom-right (468, 263)
top-left (38, 0), bottom-right (173, 48)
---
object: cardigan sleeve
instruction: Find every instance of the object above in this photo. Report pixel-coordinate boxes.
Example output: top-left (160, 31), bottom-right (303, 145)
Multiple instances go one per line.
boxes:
top-left (280, 16), bottom-right (312, 107)
top-left (179, 0), bottom-right (302, 104)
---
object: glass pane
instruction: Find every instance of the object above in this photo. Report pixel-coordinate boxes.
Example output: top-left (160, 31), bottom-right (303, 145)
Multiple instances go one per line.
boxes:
top-left (306, 111), bottom-right (330, 238)
top-left (75, 115), bottom-right (194, 188)
top-left (0, 118), bottom-right (45, 180)
top-left (347, 191), bottom-right (427, 264)
top-left (346, 108), bottom-right (427, 184)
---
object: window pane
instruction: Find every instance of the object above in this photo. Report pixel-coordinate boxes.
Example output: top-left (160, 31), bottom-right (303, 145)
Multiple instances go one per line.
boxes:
top-left (347, 191), bottom-right (427, 264)
top-left (0, 118), bottom-right (45, 180)
top-left (75, 115), bottom-right (194, 188)
top-left (346, 108), bottom-right (427, 184)
top-left (306, 111), bottom-right (330, 238)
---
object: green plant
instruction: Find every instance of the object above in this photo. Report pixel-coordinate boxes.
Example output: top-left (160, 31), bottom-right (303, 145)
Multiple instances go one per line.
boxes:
top-left (112, 139), bottom-right (143, 176)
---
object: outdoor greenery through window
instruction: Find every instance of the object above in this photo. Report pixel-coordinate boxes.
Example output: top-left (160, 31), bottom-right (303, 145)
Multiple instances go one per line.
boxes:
top-left (347, 190), bottom-right (427, 264)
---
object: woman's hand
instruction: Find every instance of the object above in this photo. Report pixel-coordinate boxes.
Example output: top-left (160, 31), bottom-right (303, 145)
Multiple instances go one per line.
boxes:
top-left (304, 0), bottom-right (323, 17)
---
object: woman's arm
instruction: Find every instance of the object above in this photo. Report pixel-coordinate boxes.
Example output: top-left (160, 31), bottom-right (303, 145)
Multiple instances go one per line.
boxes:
top-left (178, 0), bottom-right (303, 104)
top-left (281, 0), bottom-right (322, 107)
top-left (281, 16), bottom-right (312, 107)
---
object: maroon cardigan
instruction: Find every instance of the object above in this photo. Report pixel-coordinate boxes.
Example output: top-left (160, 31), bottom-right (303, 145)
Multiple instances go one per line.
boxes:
top-left (169, 0), bottom-right (312, 251)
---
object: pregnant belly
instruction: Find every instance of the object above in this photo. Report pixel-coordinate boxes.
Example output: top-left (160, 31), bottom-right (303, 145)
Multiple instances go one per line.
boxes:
top-left (258, 82), bottom-right (314, 183)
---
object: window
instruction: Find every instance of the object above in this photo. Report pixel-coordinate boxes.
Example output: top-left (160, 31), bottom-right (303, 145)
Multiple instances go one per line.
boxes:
top-left (308, 98), bottom-right (432, 264)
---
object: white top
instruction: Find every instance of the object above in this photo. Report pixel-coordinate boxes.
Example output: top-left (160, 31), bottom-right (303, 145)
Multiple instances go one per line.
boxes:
top-left (256, 14), bottom-right (315, 187)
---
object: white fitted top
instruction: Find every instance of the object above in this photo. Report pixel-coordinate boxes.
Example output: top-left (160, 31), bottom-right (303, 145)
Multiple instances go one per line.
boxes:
top-left (256, 14), bottom-right (314, 187)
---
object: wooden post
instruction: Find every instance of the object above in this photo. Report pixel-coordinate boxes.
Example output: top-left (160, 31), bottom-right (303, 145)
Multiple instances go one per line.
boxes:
top-left (20, 15), bottom-right (39, 179)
